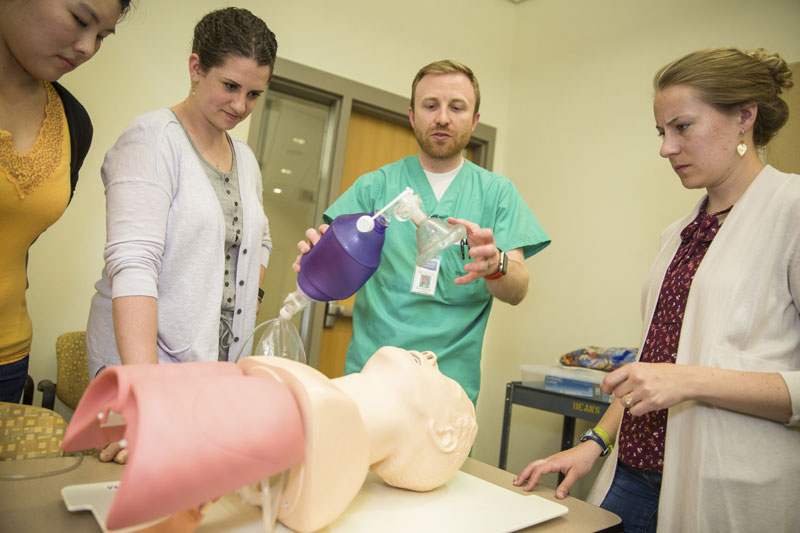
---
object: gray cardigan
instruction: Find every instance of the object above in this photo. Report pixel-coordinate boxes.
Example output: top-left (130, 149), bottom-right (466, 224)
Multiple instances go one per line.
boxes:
top-left (87, 109), bottom-right (271, 376)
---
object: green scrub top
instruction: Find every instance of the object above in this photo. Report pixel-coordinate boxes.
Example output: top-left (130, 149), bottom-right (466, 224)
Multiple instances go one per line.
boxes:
top-left (324, 156), bottom-right (550, 403)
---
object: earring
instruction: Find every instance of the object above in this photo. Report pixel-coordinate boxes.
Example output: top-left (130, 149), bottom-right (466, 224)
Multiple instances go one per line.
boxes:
top-left (737, 131), bottom-right (747, 157)
top-left (190, 84), bottom-right (197, 96)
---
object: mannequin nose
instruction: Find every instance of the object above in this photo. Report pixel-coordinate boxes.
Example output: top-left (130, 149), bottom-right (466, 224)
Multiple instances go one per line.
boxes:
top-left (420, 351), bottom-right (438, 367)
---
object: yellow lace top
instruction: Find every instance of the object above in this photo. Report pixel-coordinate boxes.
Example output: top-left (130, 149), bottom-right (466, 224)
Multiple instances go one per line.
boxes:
top-left (0, 82), bottom-right (71, 364)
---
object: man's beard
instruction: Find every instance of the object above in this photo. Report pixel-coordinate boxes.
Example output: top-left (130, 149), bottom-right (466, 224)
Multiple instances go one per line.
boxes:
top-left (414, 127), bottom-right (470, 160)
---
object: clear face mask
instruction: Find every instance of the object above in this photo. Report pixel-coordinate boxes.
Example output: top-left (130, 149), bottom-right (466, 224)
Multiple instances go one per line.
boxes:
top-left (361, 187), bottom-right (466, 267)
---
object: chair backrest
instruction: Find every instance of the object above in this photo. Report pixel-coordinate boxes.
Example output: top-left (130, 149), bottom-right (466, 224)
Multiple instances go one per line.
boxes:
top-left (0, 402), bottom-right (67, 459)
top-left (56, 331), bottom-right (90, 410)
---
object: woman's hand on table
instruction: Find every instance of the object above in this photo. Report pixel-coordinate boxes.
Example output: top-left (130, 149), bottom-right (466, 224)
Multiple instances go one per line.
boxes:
top-left (99, 441), bottom-right (129, 464)
top-left (513, 441), bottom-right (602, 499)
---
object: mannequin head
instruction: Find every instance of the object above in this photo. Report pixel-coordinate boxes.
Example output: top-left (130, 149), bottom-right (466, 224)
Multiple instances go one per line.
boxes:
top-left (344, 347), bottom-right (478, 491)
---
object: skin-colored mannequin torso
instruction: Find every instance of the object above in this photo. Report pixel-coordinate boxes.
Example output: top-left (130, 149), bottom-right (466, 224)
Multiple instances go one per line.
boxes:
top-left (238, 348), bottom-right (477, 531)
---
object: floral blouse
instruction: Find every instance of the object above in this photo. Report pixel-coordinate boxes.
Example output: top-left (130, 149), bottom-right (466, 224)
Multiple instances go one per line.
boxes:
top-left (617, 199), bottom-right (731, 473)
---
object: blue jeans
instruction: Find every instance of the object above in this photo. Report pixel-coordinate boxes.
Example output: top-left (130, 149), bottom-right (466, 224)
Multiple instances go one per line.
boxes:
top-left (0, 355), bottom-right (30, 403)
top-left (600, 462), bottom-right (661, 533)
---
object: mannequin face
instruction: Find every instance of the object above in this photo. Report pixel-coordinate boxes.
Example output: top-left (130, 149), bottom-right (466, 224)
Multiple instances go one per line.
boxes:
top-left (359, 347), bottom-right (468, 422)
top-left (362, 347), bottom-right (478, 491)
top-left (361, 347), bottom-right (444, 388)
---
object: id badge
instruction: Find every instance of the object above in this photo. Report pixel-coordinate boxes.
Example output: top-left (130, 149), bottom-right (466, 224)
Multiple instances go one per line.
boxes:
top-left (410, 257), bottom-right (440, 296)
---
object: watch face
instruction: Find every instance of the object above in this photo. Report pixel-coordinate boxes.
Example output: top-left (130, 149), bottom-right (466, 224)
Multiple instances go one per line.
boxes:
top-left (580, 429), bottom-right (609, 456)
top-left (500, 252), bottom-right (508, 275)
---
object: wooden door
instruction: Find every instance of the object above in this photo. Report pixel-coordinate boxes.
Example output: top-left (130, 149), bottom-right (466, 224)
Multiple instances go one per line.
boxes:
top-left (316, 112), bottom-right (419, 378)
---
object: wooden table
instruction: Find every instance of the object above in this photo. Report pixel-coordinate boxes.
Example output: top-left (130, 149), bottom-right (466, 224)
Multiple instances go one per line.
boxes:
top-left (0, 455), bottom-right (620, 532)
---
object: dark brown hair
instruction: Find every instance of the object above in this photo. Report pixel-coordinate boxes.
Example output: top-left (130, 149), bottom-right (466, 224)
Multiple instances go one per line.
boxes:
top-left (117, 0), bottom-right (133, 18)
top-left (192, 7), bottom-right (277, 73)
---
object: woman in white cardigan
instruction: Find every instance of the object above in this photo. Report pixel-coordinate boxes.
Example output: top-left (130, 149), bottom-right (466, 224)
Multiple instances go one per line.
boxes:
top-left (87, 8), bottom-right (276, 462)
top-left (515, 47), bottom-right (799, 532)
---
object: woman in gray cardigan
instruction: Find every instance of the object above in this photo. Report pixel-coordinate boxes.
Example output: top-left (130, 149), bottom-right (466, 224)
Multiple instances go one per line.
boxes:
top-left (87, 7), bottom-right (277, 461)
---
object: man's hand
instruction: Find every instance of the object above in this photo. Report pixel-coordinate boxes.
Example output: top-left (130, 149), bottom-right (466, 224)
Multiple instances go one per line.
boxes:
top-left (292, 224), bottom-right (330, 273)
top-left (447, 217), bottom-right (501, 285)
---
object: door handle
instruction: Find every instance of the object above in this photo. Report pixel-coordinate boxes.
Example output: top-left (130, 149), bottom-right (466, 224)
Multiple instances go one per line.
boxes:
top-left (324, 302), bottom-right (353, 328)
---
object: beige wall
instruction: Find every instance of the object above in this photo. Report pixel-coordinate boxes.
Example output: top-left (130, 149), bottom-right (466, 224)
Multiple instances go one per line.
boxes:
top-left (25, 0), bottom-right (800, 499)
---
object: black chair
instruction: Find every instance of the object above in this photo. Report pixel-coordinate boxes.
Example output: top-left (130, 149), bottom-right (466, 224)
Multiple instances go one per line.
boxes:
top-left (21, 375), bottom-right (34, 405)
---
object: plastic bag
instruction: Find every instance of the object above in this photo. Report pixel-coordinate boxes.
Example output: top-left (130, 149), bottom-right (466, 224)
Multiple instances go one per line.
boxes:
top-left (559, 346), bottom-right (637, 371)
top-left (235, 317), bottom-right (307, 364)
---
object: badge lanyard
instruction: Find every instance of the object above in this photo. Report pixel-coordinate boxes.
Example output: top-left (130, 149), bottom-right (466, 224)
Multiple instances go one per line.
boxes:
top-left (410, 258), bottom-right (440, 296)
top-left (409, 238), bottom-right (467, 296)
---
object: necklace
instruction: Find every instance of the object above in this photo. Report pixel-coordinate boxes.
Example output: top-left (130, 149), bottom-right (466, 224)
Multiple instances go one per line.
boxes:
top-left (0, 83), bottom-right (64, 198)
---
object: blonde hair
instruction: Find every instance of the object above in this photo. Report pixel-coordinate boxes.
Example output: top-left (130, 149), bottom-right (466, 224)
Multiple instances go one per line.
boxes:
top-left (410, 59), bottom-right (481, 115)
top-left (654, 47), bottom-right (793, 147)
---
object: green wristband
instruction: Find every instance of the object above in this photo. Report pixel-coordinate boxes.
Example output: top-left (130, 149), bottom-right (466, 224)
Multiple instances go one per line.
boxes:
top-left (593, 426), bottom-right (613, 452)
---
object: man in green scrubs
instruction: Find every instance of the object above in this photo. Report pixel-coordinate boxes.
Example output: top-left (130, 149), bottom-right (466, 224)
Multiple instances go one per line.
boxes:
top-left (297, 60), bottom-right (550, 404)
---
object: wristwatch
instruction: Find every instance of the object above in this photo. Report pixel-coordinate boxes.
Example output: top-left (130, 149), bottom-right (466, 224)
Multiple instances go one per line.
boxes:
top-left (580, 428), bottom-right (611, 457)
top-left (484, 249), bottom-right (507, 280)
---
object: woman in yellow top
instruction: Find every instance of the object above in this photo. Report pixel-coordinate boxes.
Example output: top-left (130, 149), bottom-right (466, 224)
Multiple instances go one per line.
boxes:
top-left (0, 0), bottom-right (133, 403)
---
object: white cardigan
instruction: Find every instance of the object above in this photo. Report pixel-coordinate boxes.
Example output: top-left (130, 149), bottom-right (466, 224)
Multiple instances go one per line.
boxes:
top-left (87, 109), bottom-right (271, 376)
top-left (588, 166), bottom-right (800, 532)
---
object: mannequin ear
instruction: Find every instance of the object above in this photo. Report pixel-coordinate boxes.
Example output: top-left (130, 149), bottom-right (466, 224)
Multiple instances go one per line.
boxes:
top-left (428, 420), bottom-right (458, 453)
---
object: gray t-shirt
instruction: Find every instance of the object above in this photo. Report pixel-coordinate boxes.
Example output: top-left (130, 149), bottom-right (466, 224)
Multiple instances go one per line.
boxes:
top-left (176, 116), bottom-right (243, 360)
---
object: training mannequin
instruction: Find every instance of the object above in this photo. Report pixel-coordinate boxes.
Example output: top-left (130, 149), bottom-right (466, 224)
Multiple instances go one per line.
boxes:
top-left (62, 348), bottom-right (478, 532)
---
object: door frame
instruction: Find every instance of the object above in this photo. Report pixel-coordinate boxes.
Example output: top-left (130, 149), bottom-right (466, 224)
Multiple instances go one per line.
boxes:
top-left (247, 57), bottom-right (498, 368)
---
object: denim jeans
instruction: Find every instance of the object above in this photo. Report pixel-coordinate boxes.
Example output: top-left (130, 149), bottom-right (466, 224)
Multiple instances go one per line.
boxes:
top-left (0, 355), bottom-right (30, 403)
top-left (600, 461), bottom-right (662, 533)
